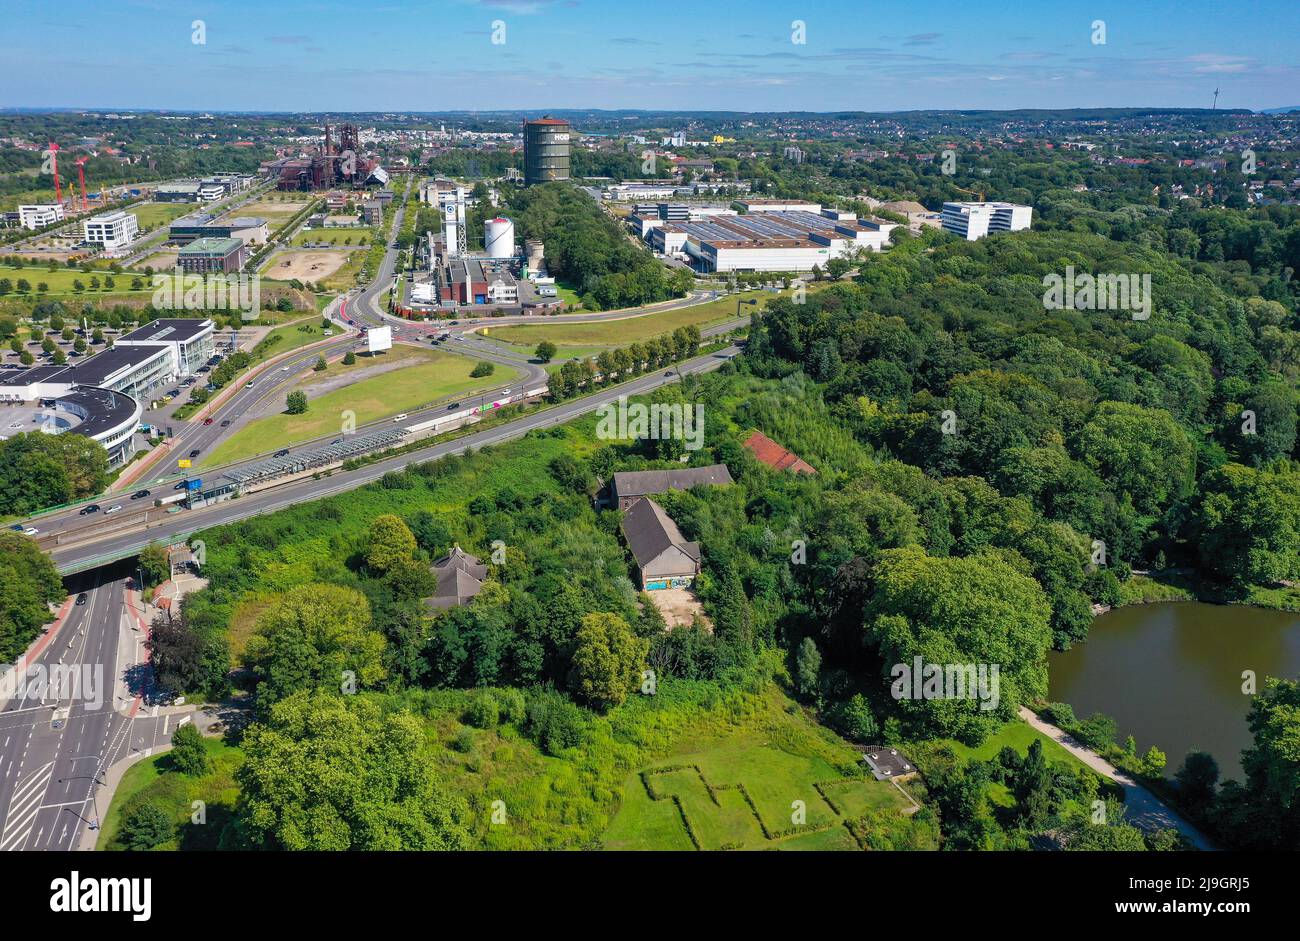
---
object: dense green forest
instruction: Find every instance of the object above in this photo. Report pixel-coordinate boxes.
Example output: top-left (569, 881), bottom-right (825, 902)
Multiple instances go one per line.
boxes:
top-left (138, 200), bottom-right (1300, 850)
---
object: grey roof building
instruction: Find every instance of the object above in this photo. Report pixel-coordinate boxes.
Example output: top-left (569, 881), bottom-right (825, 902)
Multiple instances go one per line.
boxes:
top-left (609, 464), bottom-right (733, 511)
top-left (424, 546), bottom-right (489, 612)
top-left (621, 497), bottom-right (701, 590)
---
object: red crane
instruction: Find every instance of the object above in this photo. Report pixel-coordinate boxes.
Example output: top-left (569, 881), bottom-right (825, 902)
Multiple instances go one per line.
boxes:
top-left (47, 142), bottom-right (62, 207)
top-left (74, 156), bottom-right (89, 211)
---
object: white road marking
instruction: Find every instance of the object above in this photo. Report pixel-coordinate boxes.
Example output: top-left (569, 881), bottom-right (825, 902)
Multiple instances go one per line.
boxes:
top-left (0, 760), bottom-right (54, 851)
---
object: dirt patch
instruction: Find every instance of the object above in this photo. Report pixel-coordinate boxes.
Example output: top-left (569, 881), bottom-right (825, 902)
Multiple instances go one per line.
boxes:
top-left (647, 586), bottom-right (711, 631)
top-left (264, 250), bottom-right (349, 282)
top-left (139, 249), bottom-right (179, 270)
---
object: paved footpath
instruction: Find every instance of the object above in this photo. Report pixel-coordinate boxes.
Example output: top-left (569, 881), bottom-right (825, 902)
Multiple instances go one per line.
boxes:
top-left (1019, 707), bottom-right (1217, 850)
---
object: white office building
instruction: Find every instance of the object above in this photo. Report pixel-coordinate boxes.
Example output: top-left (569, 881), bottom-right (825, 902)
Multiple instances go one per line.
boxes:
top-left (18, 204), bottom-right (65, 229)
top-left (115, 318), bottom-right (216, 377)
top-left (83, 210), bottom-right (140, 251)
top-left (940, 201), bottom-right (1033, 240)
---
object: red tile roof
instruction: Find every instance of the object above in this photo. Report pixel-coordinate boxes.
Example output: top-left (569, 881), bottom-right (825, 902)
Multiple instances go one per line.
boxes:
top-left (743, 431), bottom-right (816, 475)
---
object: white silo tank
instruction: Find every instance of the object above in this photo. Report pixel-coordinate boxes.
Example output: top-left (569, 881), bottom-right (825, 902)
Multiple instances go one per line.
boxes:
top-left (484, 217), bottom-right (515, 259)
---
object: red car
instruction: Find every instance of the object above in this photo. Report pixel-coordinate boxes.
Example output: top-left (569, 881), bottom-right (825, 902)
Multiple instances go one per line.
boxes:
top-left (203, 418), bottom-right (214, 425)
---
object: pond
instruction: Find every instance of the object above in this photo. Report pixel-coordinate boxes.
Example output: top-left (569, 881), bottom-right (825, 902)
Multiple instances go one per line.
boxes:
top-left (1047, 602), bottom-right (1300, 781)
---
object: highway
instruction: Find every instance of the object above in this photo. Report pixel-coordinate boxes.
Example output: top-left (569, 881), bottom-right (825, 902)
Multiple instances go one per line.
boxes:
top-left (42, 342), bottom-right (741, 573)
top-left (0, 567), bottom-right (177, 851)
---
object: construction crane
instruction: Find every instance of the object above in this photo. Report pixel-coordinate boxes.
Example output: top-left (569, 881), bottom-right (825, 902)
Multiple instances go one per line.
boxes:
top-left (951, 183), bottom-right (986, 202)
top-left (74, 156), bottom-right (89, 212)
top-left (47, 142), bottom-right (62, 207)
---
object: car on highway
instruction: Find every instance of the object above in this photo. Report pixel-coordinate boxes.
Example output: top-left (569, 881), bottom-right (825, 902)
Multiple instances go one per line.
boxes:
top-left (130, 489), bottom-right (151, 500)
top-left (246, 380), bottom-right (255, 388)
top-left (8, 524), bottom-right (23, 532)
top-left (20, 527), bottom-right (38, 536)
top-left (281, 365), bottom-right (290, 371)
top-left (79, 504), bottom-right (100, 516)
top-left (330, 437), bottom-right (344, 445)
top-left (394, 413), bottom-right (408, 421)
top-left (220, 419), bottom-right (232, 427)
top-left (447, 402), bottom-right (460, 410)
top-left (203, 417), bottom-right (214, 425)
top-left (174, 481), bottom-right (189, 491)
top-left (274, 448), bottom-right (290, 457)
top-left (189, 448), bottom-right (201, 458)
top-left (75, 593), bottom-right (87, 606)
top-left (103, 504), bottom-right (123, 515)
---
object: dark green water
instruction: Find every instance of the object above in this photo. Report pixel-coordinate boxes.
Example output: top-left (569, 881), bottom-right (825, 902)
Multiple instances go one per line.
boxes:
top-left (1048, 602), bottom-right (1300, 781)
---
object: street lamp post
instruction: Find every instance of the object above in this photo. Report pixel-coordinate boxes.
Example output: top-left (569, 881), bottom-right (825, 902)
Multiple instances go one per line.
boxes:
top-left (58, 774), bottom-right (106, 831)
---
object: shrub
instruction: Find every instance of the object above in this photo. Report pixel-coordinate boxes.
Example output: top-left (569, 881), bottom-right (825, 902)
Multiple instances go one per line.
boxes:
top-left (463, 692), bottom-right (500, 729)
top-left (525, 690), bottom-right (586, 756)
top-left (492, 687), bottom-right (526, 726)
top-left (120, 802), bottom-right (173, 851)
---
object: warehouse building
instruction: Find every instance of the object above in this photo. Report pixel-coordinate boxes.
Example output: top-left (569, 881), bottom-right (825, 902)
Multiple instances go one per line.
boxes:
top-left (155, 182), bottom-right (203, 202)
top-left (645, 208), bottom-right (897, 272)
top-left (178, 237), bottom-right (247, 274)
top-left (169, 214), bottom-right (269, 246)
top-left (940, 201), bottom-right (1032, 240)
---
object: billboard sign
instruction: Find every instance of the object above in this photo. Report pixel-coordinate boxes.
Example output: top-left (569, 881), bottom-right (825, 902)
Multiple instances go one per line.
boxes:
top-left (367, 325), bottom-right (392, 354)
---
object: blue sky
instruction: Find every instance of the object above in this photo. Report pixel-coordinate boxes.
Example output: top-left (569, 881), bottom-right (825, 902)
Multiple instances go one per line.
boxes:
top-left (4, 0), bottom-right (1298, 112)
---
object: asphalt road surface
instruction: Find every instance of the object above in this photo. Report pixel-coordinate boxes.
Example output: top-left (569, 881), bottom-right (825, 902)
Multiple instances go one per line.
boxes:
top-left (0, 567), bottom-right (175, 851)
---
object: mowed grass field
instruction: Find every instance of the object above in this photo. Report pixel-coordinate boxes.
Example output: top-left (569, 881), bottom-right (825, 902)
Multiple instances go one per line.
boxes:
top-left (0, 263), bottom-right (152, 298)
top-left (249, 316), bottom-right (333, 364)
top-left (200, 345), bottom-right (520, 467)
top-left (480, 288), bottom-right (783, 350)
top-left (131, 201), bottom-right (194, 230)
top-left (602, 691), bottom-right (914, 851)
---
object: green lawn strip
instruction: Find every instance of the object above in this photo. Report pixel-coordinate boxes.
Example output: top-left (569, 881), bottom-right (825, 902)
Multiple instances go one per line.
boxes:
top-left (479, 292), bottom-right (763, 348)
top-left (0, 263), bottom-right (153, 298)
top-left (199, 348), bottom-right (519, 468)
top-left (601, 772), bottom-right (697, 850)
top-left (97, 737), bottom-right (242, 851)
top-left (933, 720), bottom-right (1094, 776)
top-left (772, 824), bottom-right (860, 850)
top-left (248, 316), bottom-right (333, 365)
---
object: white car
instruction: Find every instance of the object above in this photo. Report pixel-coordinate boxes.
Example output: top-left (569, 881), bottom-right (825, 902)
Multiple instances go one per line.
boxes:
top-left (21, 527), bottom-right (38, 536)
top-left (104, 505), bottom-right (123, 515)
top-left (394, 413), bottom-right (408, 421)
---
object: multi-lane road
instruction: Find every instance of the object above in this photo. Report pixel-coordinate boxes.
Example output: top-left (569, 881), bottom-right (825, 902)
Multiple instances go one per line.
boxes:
top-left (0, 567), bottom-right (178, 851)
